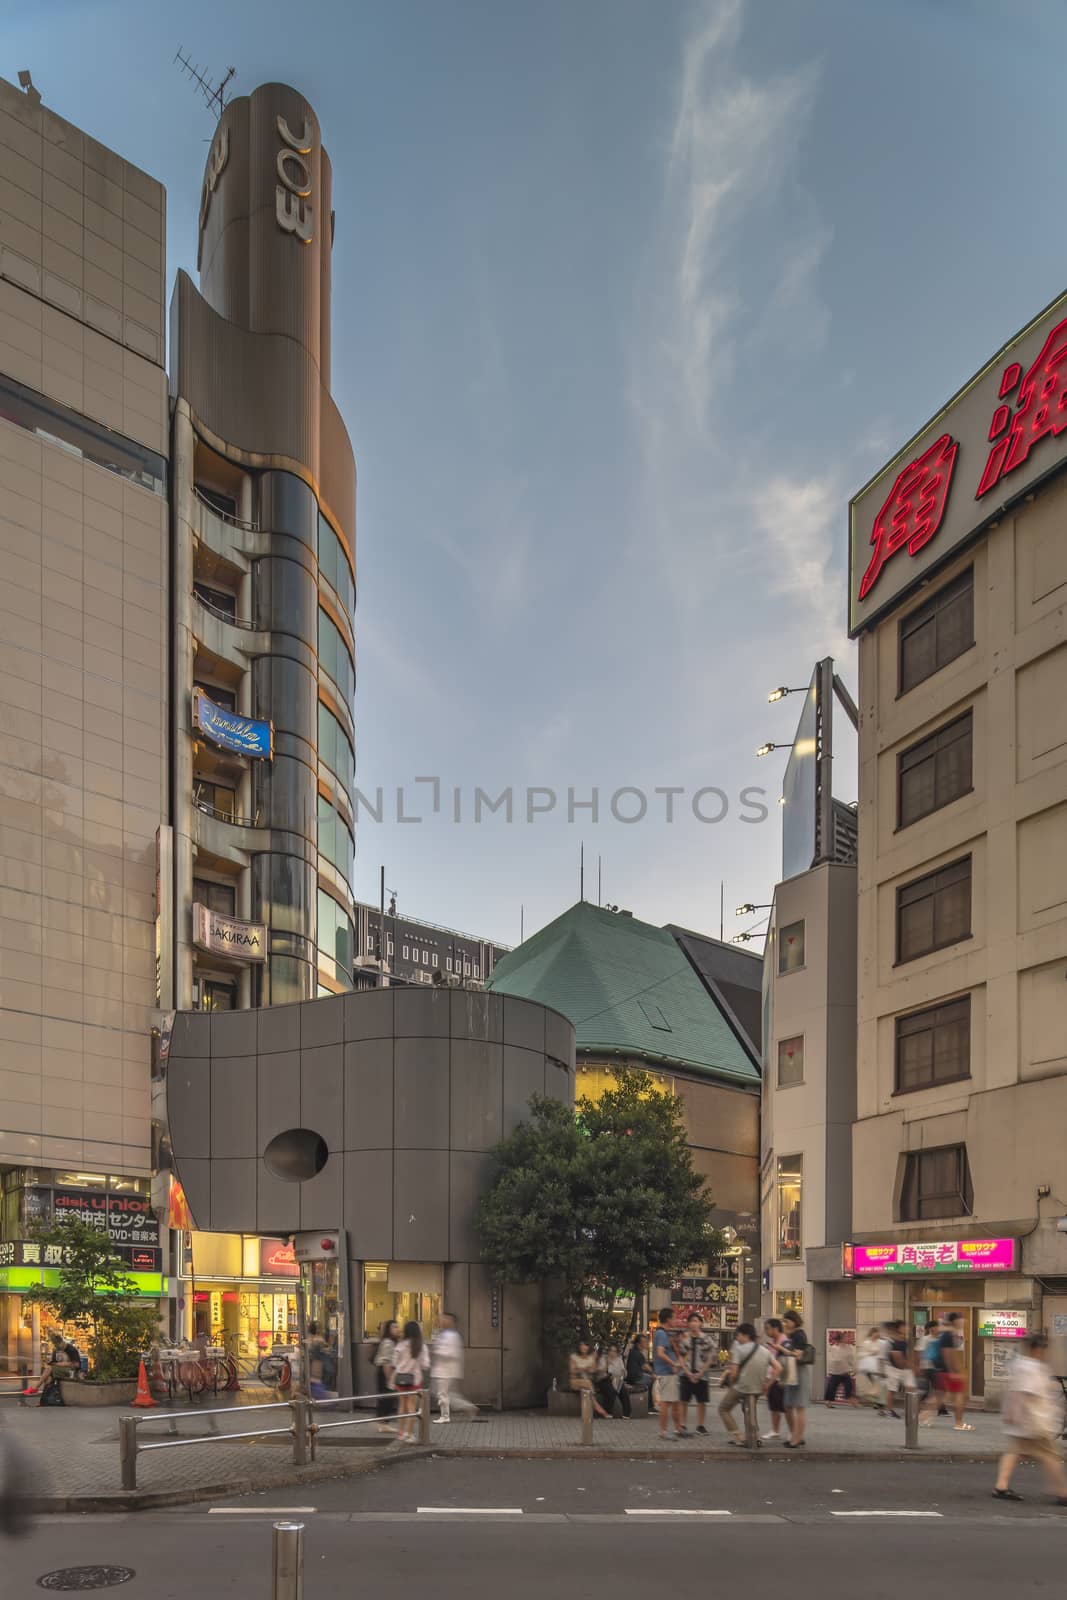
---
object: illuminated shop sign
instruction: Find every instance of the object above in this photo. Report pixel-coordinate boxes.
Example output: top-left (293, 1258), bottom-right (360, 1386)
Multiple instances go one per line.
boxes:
top-left (259, 1238), bottom-right (300, 1279)
top-left (193, 687), bottom-right (273, 759)
top-left (843, 1239), bottom-right (1018, 1276)
top-left (193, 903), bottom-right (267, 963)
top-left (850, 289), bottom-right (1067, 634)
top-left (0, 1240), bottom-right (162, 1275)
top-left (977, 1310), bottom-right (1029, 1339)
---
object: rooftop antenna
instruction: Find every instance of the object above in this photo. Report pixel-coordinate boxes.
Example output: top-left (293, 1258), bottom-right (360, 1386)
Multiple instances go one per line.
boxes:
top-left (174, 47), bottom-right (236, 121)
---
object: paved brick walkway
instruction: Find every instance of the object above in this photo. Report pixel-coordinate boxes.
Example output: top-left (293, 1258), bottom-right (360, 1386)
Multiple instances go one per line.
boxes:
top-left (0, 1393), bottom-right (1004, 1508)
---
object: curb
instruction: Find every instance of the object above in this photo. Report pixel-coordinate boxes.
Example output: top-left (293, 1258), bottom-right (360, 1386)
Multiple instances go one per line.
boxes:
top-left (27, 1445), bottom-right (436, 1515)
top-left (428, 1447), bottom-right (1002, 1466)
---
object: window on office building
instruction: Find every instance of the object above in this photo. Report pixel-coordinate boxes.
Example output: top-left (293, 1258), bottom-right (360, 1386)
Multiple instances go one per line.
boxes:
top-left (899, 568), bottom-right (974, 694)
top-left (778, 920), bottom-right (805, 974)
top-left (895, 996), bottom-right (970, 1093)
top-left (897, 857), bottom-right (972, 963)
top-left (900, 1144), bottom-right (972, 1221)
top-left (192, 877), bottom-right (236, 916)
top-left (898, 710), bottom-right (973, 828)
top-left (776, 1156), bottom-right (802, 1261)
top-left (201, 980), bottom-right (236, 1012)
top-left (777, 1036), bottom-right (804, 1087)
top-left (402, 945), bottom-right (409, 960)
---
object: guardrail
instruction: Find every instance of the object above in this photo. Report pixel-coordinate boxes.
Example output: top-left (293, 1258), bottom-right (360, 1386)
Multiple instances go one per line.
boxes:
top-left (194, 588), bottom-right (257, 631)
top-left (117, 1389), bottom-right (431, 1490)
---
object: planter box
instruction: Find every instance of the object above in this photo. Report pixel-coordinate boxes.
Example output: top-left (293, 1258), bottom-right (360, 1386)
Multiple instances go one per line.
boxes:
top-left (60, 1379), bottom-right (138, 1407)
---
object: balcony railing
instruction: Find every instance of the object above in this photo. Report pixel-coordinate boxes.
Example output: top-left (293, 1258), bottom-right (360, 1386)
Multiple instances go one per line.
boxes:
top-left (193, 587), bottom-right (257, 631)
top-left (194, 484), bottom-right (259, 533)
top-left (193, 794), bottom-right (263, 829)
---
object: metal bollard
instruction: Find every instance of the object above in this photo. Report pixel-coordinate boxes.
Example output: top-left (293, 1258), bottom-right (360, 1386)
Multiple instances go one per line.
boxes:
top-left (742, 1393), bottom-right (761, 1448)
top-left (272, 1521), bottom-right (304, 1600)
top-left (119, 1415), bottom-right (138, 1491)
top-left (291, 1397), bottom-right (311, 1466)
top-left (419, 1387), bottom-right (431, 1444)
top-left (904, 1387), bottom-right (920, 1450)
top-left (580, 1385), bottom-right (593, 1446)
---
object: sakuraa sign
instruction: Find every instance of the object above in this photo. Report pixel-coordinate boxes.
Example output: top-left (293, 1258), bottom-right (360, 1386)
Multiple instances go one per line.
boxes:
top-left (849, 290), bottom-right (1067, 634)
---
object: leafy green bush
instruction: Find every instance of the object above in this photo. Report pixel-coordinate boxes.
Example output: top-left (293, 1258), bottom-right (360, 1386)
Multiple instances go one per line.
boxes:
top-left (23, 1215), bottom-right (161, 1381)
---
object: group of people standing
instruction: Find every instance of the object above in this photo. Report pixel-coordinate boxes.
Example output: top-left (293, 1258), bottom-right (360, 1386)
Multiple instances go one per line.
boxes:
top-left (569, 1306), bottom-right (816, 1447)
top-left (373, 1312), bottom-right (478, 1441)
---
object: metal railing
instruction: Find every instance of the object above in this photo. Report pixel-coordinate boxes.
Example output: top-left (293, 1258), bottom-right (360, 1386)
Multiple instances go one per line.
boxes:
top-left (193, 794), bottom-right (263, 829)
top-left (194, 587), bottom-right (257, 631)
top-left (117, 1388), bottom-right (431, 1490)
top-left (194, 485), bottom-right (258, 533)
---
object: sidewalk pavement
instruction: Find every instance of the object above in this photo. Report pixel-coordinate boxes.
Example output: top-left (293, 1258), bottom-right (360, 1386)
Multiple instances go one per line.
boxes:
top-left (0, 1394), bottom-right (1005, 1513)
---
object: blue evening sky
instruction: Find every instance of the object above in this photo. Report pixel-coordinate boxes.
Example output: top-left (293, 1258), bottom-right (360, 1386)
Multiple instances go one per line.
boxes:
top-left (7, 0), bottom-right (1064, 949)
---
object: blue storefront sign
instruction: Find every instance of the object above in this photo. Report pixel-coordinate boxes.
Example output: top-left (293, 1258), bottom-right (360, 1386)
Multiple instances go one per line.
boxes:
top-left (193, 689), bottom-right (273, 759)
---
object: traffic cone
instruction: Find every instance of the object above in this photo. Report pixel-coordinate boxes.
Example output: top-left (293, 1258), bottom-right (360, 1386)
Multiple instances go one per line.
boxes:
top-left (132, 1357), bottom-right (156, 1408)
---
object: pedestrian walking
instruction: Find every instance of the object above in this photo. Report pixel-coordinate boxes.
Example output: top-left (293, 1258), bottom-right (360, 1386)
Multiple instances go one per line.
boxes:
top-left (625, 1332), bottom-right (655, 1412)
top-left (430, 1312), bottom-right (478, 1423)
top-left (920, 1311), bottom-right (973, 1430)
top-left (652, 1307), bottom-right (687, 1439)
top-left (569, 1339), bottom-right (612, 1419)
top-left (993, 1333), bottom-right (1067, 1504)
top-left (680, 1313), bottom-right (715, 1435)
top-left (824, 1331), bottom-right (858, 1406)
top-left (761, 1317), bottom-right (787, 1440)
top-left (882, 1320), bottom-right (914, 1418)
top-left (857, 1326), bottom-right (886, 1409)
top-left (718, 1322), bottom-right (776, 1446)
top-left (374, 1319), bottom-right (400, 1435)
top-left (780, 1310), bottom-right (814, 1447)
top-left (392, 1320), bottom-right (430, 1442)
top-left (306, 1320), bottom-right (337, 1401)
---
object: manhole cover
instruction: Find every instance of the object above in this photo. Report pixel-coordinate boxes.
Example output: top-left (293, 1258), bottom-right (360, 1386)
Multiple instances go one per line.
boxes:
top-left (37, 1569), bottom-right (135, 1591)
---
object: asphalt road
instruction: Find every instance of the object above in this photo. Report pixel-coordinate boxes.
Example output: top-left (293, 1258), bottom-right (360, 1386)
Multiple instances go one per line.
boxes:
top-left (6, 1460), bottom-right (1066, 1596)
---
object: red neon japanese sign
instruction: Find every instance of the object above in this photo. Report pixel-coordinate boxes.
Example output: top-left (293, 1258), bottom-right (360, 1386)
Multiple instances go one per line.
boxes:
top-left (857, 433), bottom-right (958, 600)
top-left (976, 315), bottom-right (1067, 498)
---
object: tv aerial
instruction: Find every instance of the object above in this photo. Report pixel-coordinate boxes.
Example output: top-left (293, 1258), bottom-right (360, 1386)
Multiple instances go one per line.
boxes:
top-left (174, 47), bottom-right (235, 121)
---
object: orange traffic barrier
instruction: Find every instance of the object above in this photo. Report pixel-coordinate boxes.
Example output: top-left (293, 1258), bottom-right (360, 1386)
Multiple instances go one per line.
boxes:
top-left (132, 1356), bottom-right (156, 1408)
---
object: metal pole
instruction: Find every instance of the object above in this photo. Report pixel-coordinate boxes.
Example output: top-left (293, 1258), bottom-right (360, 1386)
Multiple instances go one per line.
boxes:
top-left (419, 1386), bottom-right (431, 1444)
top-left (904, 1387), bottom-right (920, 1450)
top-left (742, 1393), bottom-right (761, 1449)
top-left (272, 1521), bottom-right (304, 1600)
top-left (580, 1384), bottom-right (593, 1446)
top-left (119, 1415), bottom-right (138, 1491)
top-left (291, 1397), bottom-right (311, 1466)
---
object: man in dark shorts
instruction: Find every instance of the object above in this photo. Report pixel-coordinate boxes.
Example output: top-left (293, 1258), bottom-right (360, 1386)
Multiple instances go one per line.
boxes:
top-left (920, 1311), bottom-right (973, 1430)
top-left (681, 1313), bottom-right (715, 1435)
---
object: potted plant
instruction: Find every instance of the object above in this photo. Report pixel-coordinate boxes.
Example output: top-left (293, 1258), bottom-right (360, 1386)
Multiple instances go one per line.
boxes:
top-left (23, 1216), bottom-right (161, 1405)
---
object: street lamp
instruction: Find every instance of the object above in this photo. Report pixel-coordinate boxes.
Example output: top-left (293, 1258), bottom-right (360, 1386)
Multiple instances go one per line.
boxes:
top-left (756, 742), bottom-right (793, 758)
top-left (767, 687), bottom-right (808, 703)
top-left (735, 903), bottom-right (772, 917)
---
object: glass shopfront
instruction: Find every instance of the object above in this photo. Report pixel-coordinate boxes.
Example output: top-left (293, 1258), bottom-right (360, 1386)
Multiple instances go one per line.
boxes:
top-left (182, 1233), bottom-right (301, 1359)
top-left (363, 1262), bottom-right (443, 1340)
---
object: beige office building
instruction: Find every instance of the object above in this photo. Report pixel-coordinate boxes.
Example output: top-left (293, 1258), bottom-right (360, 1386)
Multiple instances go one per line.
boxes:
top-left (848, 289), bottom-right (1067, 1399)
top-left (0, 75), bottom-right (168, 1361)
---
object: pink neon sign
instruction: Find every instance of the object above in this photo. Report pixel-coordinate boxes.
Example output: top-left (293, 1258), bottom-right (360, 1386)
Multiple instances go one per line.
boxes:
top-left (847, 1239), bottom-right (1017, 1276)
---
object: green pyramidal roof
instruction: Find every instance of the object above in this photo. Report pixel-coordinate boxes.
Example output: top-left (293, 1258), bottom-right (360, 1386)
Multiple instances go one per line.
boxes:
top-left (487, 902), bottom-right (760, 1085)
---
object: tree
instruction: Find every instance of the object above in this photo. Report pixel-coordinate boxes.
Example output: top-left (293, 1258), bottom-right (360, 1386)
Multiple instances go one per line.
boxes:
top-left (477, 1067), bottom-right (723, 1349)
top-left (23, 1216), bottom-right (160, 1381)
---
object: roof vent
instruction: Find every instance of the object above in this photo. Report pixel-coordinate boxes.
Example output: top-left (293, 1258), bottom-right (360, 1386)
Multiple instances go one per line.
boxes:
top-left (617, 908), bottom-right (633, 917)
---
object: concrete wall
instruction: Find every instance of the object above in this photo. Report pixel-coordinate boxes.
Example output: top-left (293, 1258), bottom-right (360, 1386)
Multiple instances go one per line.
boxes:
top-left (0, 78), bottom-right (167, 1175)
top-left (164, 985), bottom-right (575, 1406)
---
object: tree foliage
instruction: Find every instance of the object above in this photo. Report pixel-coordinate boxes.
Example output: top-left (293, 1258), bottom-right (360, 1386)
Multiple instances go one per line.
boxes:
top-left (477, 1067), bottom-right (723, 1346)
top-left (23, 1216), bottom-right (160, 1381)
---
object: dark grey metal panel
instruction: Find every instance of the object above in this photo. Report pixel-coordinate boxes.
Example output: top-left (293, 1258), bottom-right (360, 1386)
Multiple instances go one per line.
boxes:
top-left (256, 1162), bottom-right (301, 1235)
top-left (503, 996), bottom-right (545, 1053)
top-left (344, 987), bottom-right (394, 1041)
top-left (210, 1157), bottom-right (257, 1233)
top-left (467, 1262), bottom-right (501, 1349)
top-left (394, 987), bottom-right (450, 1039)
top-left (393, 1149), bottom-right (449, 1260)
top-left (503, 1045), bottom-right (547, 1135)
top-left (450, 1039), bottom-right (503, 1152)
top-left (451, 989), bottom-right (502, 1044)
top-left (394, 1037), bottom-right (449, 1150)
top-left (302, 995), bottom-right (344, 1048)
top-left (298, 1152), bottom-right (341, 1230)
top-left (176, 1156), bottom-right (211, 1231)
top-left (449, 1151), bottom-right (493, 1261)
top-left (300, 1042), bottom-right (343, 1149)
top-left (167, 1057), bottom-right (211, 1159)
top-left (343, 1149), bottom-right (393, 1259)
top-left (258, 1002), bottom-right (301, 1055)
top-left (343, 1038), bottom-right (393, 1150)
top-left (545, 1008), bottom-right (575, 1069)
top-left (210, 1056), bottom-right (258, 1158)
top-left (170, 1012), bottom-right (210, 1059)
top-left (443, 1262), bottom-right (470, 1332)
top-left (543, 1058), bottom-right (572, 1105)
top-left (257, 1050), bottom-right (301, 1146)
top-left (210, 1008), bottom-right (258, 1057)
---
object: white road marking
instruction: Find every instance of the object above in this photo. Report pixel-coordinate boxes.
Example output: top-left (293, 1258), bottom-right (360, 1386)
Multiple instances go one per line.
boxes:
top-left (625, 1508), bottom-right (732, 1516)
top-left (831, 1510), bottom-right (943, 1518)
top-left (417, 1507), bottom-right (524, 1515)
top-left (209, 1507), bottom-right (318, 1515)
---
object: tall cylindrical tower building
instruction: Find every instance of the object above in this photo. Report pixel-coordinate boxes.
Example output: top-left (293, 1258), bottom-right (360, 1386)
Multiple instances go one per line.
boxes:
top-left (168, 83), bottom-right (357, 1012)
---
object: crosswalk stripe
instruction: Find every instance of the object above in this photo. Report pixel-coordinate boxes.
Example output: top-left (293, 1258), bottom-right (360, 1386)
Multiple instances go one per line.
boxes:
top-left (209, 1507), bottom-right (317, 1515)
top-left (417, 1507), bottom-right (523, 1515)
top-left (624, 1509), bottom-right (731, 1516)
top-left (831, 1510), bottom-right (942, 1518)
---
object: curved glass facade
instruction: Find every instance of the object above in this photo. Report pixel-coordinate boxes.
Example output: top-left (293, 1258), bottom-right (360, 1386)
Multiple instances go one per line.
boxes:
top-left (317, 792), bottom-right (355, 885)
top-left (318, 701), bottom-right (355, 790)
top-left (319, 608), bottom-right (355, 708)
top-left (318, 511), bottom-right (355, 617)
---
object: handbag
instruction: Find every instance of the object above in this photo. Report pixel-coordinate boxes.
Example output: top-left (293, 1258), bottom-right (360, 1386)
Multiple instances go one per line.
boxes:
top-left (779, 1353), bottom-right (798, 1386)
top-left (394, 1371), bottom-right (417, 1390)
